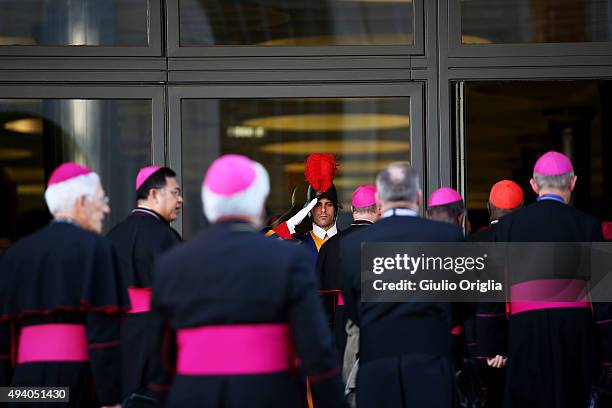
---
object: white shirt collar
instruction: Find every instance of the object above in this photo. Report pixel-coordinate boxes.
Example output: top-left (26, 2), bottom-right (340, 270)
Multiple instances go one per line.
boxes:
top-left (312, 223), bottom-right (338, 240)
top-left (382, 208), bottom-right (418, 219)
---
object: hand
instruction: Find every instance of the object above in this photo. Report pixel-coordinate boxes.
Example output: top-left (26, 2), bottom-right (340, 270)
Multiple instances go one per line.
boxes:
top-left (486, 355), bottom-right (507, 368)
top-left (101, 405), bottom-right (121, 408)
top-left (286, 198), bottom-right (318, 234)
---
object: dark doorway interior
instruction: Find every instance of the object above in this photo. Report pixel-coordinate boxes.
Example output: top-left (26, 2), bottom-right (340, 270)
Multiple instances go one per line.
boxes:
top-left (463, 80), bottom-right (612, 232)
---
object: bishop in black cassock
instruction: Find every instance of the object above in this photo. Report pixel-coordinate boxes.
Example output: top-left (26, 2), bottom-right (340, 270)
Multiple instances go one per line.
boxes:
top-left (0, 162), bottom-right (129, 408)
top-left (149, 154), bottom-right (346, 408)
top-left (494, 151), bottom-right (612, 408)
top-left (106, 166), bottom-right (182, 401)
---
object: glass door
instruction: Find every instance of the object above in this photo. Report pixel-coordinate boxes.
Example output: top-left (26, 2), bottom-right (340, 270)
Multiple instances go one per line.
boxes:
top-left (168, 83), bottom-right (424, 238)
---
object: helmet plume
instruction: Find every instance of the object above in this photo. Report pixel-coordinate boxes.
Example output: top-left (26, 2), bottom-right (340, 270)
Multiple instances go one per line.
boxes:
top-left (304, 153), bottom-right (337, 193)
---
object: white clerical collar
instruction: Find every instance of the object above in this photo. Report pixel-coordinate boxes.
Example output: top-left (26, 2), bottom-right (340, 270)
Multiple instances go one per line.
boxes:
top-left (312, 223), bottom-right (338, 240)
top-left (382, 208), bottom-right (417, 219)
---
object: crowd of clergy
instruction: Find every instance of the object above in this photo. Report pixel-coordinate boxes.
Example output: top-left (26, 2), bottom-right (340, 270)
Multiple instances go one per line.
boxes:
top-left (0, 150), bottom-right (611, 408)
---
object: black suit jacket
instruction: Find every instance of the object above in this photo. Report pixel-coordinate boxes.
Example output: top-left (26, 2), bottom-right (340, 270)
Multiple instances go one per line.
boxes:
top-left (339, 214), bottom-right (465, 362)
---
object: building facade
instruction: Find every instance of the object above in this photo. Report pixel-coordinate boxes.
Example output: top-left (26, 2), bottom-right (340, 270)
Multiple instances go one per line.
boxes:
top-left (1, 0), bottom-right (611, 241)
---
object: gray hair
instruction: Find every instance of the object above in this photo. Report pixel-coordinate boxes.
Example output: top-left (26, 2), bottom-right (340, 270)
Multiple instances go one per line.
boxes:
top-left (352, 204), bottom-right (378, 214)
top-left (533, 171), bottom-right (574, 190)
top-left (44, 172), bottom-right (100, 214)
top-left (376, 162), bottom-right (420, 203)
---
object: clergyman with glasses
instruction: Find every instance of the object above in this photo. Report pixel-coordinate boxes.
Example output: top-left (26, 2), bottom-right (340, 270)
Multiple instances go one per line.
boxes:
top-left (106, 166), bottom-right (183, 405)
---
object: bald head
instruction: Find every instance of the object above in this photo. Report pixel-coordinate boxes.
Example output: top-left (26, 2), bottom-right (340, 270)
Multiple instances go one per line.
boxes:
top-left (376, 162), bottom-right (421, 206)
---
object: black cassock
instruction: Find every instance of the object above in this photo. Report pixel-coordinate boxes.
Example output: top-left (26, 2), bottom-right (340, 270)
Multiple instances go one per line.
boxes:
top-left (316, 220), bottom-right (373, 360)
top-left (106, 207), bottom-right (181, 398)
top-left (340, 213), bottom-right (465, 408)
top-left (150, 220), bottom-right (346, 408)
top-left (494, 198), bottom-right (612, 408)
top-left (468, 222), bottom-right (507, 408)
top-left (0, 221), bottom-right (129, 407)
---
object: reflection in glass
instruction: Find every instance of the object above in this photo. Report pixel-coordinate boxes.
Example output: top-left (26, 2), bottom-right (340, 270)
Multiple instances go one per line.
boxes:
top-left (0, 99), bottom-right (151, 246)
top-left (0, 0), bottom-right (148, 46)
top-left (179, 0), bottom-right (414, 46)
top-left (181, 97), bottom-right (411, 238)
top-left (464, 81), bottom-right (612, 231)
top-left (461, 0), bottom-right (612, 44)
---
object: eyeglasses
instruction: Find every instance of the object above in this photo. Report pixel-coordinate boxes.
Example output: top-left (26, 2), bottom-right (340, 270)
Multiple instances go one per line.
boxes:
top-left (86, 194), bottom-right (109, 205)
top-left (159, 187), bottom-right (182, 198)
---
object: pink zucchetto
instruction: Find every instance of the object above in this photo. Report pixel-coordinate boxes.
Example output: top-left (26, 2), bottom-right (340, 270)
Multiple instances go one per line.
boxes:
top-left (533, 151), bottom-right (573, 176)
top-left (201, 154), bottom-right (270, 222)
top-left (136, 166), bottom-right (162, 191)
top-left (428, 187), bottom-right (463, 208)
top-left (352, 184), bottom-right (377, 207)
top-left (48, 163), bottom-right (92, 186)
top-left (45, 162), bottom-right (100, 214)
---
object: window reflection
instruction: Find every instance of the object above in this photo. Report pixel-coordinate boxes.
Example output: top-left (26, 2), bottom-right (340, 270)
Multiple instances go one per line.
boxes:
top-left (461, 0), bottom-right (612, 44)
top-left (0, 98), bottom-right (151, 249)
top-left (181, 97), bottom-right (411, 238)
top-left (0, 0), bottom-right (148, 46)
top-left (179, 0), bottom-right (414, 46)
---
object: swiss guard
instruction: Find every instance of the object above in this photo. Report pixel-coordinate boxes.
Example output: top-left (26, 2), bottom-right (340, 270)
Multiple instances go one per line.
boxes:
top-left (269, 153), bottom-right (341, 262)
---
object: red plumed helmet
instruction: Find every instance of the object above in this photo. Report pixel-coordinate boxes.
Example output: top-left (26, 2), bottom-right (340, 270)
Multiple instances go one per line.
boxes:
top-left (304, 153), bottom-right (337, 193)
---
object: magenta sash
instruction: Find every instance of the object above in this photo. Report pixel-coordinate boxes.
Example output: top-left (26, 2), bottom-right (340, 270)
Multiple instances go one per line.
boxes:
top-left (176, 323), bottom-right (294, 375)
top-left (510, 279), bottom-right (590, 315)
top-left (127, 287), bottom-right (152, 313)
top-left (18, 324), bottom-right (88, 363)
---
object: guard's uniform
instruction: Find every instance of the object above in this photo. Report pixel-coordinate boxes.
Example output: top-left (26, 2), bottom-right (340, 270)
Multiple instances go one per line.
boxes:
top-left (295, 224), bottom-right (338, 266)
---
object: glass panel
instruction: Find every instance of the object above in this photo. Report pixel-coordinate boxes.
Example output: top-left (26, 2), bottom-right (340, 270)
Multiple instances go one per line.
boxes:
top-left (181, 97), bottom-right (411, 238)
top-left (179, 0), bottom-right (415, 46)
top-left (461, 0), bottom-right (612, 44)
top-left (463, 80), bottom-right (612, 232)
top-left (0, 0), bottom-right (148, 46)
top-left (0, 98), bottom-right (151, 251)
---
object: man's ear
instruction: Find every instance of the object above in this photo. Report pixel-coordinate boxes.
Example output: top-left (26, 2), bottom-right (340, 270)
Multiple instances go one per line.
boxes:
top-left (149, 188), bottom-right (159, 202)
top-left (416, 189), bottom-right (423, 207)
top-left (569, 175), bottom-right (577, 192)
top-left (529, 178), bottom-right (539, 195)
top-left (458, 212), bottom-right (466, 227)
top-left (77, 195), bottom-right (88, 209)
